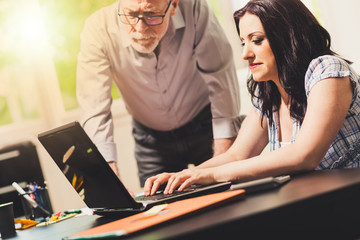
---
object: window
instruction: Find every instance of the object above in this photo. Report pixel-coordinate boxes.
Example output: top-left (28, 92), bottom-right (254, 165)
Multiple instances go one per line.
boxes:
top-left (38, 0), bottom-right (119, 111)
top-left (0, 0), bottom-right (119, 129)
top-left (0, 0), bottom-right (46, 126)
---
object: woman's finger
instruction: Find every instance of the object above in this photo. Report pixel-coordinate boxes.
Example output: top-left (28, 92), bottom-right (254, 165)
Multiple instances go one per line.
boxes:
top-left (178, 177), bottom-right (195, 192)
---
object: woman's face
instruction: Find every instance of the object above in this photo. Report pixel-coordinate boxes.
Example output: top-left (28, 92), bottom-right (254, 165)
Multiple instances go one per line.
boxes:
top-left (239, 13), bottom-right (278, 82)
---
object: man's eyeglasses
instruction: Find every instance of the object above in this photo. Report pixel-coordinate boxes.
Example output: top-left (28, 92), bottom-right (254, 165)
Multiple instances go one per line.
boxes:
top-left (118, 0), bottom-right (172, 26)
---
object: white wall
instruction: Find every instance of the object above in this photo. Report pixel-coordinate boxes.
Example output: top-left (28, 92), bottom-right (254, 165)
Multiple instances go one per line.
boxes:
top-left (317, 0), bottom-right (360, 72)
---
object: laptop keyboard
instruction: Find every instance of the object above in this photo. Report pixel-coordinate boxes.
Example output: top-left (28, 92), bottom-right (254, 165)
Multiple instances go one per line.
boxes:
top-left (135, 186), bottom-right (200, 202)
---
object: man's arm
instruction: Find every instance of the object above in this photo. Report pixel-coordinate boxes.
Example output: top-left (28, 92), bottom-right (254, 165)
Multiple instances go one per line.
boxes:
top-left (193, 0), bottom-right (241, 141)
top-left (77, 11), bottom-right (119, 170)
top-left (108, 161), bottom-right (120, 177)
top-left (108, 161), bottom-right (134, 197)
top-left (213, 138), bottom-right (236, 156)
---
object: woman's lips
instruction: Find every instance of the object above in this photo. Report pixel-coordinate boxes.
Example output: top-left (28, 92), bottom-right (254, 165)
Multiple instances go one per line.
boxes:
top-left (249, 63), bottom-right (262, 69)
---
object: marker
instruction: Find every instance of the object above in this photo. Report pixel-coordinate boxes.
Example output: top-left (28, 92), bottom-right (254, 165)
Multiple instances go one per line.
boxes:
top-left (64, 209), bottom-right (82, 214)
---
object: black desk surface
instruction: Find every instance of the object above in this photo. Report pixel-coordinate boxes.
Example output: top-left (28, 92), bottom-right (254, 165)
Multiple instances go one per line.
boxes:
top-left (9, 169), bottom-right (360, 240)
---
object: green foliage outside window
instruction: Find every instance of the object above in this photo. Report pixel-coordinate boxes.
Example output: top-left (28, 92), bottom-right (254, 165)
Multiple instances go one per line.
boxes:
top-left (38, 0), bottom-right (120, 111)
top-left (0, 3), bottom-right (13, 125)
top-left (0, 96), bottom-right (12, 125)
top-left (207, 0), bottom-right (223, 24)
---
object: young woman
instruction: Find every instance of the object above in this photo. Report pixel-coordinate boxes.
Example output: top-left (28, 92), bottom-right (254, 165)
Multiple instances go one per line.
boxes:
top-left (143, 0), bottom-right (360, 195)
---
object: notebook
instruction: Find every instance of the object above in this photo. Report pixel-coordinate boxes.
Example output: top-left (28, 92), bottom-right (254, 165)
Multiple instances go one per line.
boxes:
top-left (65, 189), bottom-right (246, 240)
top-left (37, 121), bottom-right (231, 217)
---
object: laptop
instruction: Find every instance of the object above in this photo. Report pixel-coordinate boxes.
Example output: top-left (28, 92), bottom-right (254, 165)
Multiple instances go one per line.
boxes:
top-left (38, 121), bottom-right (231, 217)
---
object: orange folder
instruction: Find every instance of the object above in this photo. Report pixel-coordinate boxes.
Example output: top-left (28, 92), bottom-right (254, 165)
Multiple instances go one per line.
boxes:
top-left (67, 189), bottom-right (245, 239)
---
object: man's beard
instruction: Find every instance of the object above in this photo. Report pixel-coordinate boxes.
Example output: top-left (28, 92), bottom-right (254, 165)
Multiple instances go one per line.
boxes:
top-left (130, 31), bottom-right (159, 54)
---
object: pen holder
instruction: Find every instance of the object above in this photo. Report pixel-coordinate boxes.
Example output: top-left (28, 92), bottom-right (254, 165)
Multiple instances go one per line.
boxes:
top-left (20, 187), bottom-right (52, 220)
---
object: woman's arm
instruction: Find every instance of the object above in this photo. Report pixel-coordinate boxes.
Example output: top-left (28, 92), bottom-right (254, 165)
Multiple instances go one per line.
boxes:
top-left (166, 76), bottom-right (353, 193)
top-left (196, 108), bottom-right (269, 169)
top-left (143, 108), bottom-right (268, 195)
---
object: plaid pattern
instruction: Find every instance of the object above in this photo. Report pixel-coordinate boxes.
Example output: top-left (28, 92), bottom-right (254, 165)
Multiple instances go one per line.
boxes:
top-left (262, 55), bottom-right (360, 169)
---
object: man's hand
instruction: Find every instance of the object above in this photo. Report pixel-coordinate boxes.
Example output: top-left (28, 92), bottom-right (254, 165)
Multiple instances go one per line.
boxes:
top-left (213, 138), bottom-right (235, 156)
top-left (108, 161), bottom-right (135, 197)
top-left (108, 161), bottom-right (120, 177)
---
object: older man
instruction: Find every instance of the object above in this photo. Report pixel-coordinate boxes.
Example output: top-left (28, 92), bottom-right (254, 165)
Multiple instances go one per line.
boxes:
top-left (77, 0), bottom-right (241, 187)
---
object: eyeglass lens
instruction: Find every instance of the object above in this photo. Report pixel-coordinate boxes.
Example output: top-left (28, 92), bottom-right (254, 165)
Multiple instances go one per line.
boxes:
top-left (119, 0), bottom-right (172, 26)
top-left (120, 15), bottom-right (163, 25)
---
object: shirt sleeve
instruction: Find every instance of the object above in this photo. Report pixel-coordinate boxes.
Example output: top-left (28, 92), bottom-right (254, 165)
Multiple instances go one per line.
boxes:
top-left (305, 55), bottom-right (351, 97)
top-left (193, 0), bottom-right (241, 139)
top-left (76, 12), bottom-right (118, 163)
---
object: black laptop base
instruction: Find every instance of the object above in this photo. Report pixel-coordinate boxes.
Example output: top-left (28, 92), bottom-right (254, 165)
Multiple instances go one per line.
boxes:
top-left (94, 182), bottom-right (231, 217)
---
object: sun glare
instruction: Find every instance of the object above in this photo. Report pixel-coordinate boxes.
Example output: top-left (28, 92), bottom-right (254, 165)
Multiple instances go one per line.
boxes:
top-left (3, 0), bottom-right (48, 56)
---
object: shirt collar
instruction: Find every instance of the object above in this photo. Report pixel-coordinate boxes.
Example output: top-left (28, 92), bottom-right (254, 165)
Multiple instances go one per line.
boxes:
top-left (171, 6), bottom-right (186, 30)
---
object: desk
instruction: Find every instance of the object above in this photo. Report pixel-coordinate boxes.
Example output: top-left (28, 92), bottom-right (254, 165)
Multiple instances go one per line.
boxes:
top-left (8, 169), bottom-right (360, 239)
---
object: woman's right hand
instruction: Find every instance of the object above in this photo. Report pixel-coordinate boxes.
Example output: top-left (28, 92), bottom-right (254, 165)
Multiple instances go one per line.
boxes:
top-left (143, 172), bottom-right (175, 196)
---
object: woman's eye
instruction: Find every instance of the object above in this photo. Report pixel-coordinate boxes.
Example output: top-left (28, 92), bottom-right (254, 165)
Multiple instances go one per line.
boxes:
top-left (252, 38), bottom-right (264, 45)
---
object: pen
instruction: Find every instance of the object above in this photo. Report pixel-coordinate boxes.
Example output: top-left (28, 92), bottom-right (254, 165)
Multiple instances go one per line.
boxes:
top-left (29, 183), bottom-right (42, 203)
top-left (33, 183), bottom-right (41, 199)
top-left (63, 230), bottom-right (127, 240)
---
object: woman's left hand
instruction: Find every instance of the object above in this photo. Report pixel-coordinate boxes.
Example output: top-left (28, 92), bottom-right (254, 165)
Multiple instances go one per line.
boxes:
top-left (163, 168), bottom-right (217, 194)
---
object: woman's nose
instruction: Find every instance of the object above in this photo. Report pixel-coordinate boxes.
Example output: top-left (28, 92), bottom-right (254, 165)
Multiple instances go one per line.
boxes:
top-left (241, 44), bottom-right (254, 61)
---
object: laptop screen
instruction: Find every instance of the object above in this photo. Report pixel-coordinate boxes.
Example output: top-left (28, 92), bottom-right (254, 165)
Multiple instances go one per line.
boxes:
top-left (38, 122), bottom-right (141, 209)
